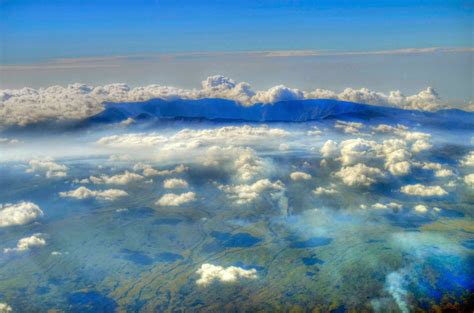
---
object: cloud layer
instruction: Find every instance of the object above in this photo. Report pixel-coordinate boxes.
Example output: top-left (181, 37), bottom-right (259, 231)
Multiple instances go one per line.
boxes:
top-left (0, 75), bottom-right (453, 126)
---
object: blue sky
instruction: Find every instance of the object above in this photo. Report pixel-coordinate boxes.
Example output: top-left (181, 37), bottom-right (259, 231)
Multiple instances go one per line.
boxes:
top-left (1, 0), bottom-right (473, 63)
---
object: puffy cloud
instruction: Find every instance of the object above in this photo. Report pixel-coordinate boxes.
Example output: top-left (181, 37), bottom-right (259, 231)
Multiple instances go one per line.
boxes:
top-left (334, 120), bottom-right (365, 134)
top-left (464, 173), bottom-right (474, 188)
top-left (89, 171), bottom-right (143, 185)
top-left (163, 178), bottom-right (189, 189)
top-left (59, 186), bottom-right (128, 200)
top-left (411, 139), bottom-right (432, 153)
top-left (414, 204), bottom-right (428, 213)
top-left (460, 152), bottom-right (474, 167)
top-left (400, 184), bottom-right (448, 197)
top-left (338, 138), bottom-right (380, 166)
top-left (334, 163), bottom-right (384, 186)
top-left (313, 185), bottom-right (338, 195)
top-left (290, 171), bottom-right (312, 181)
top-left (134, 163), bottom-right (188, 177)
top-left (196, 263), bottom-right (257, 286)
top-left (252, 85), bottom-right (304, 103)
top-left (0, 76), bottom-right (451, 126)
top-left (371, 202), bottom-right (403, 210)
top-left (156, 192), bottom-right (196, 206)
top-left (320, 140), bottom-right (339, 158)
top-left (0, 201), bottom-right (44, 227)
top-left (434, 169), bottom-right (454, 177)
top-left (4, 234), bottom-right (46, 253)
top-left (0, 303), bottom-right (12, 312)
top-left (26, 159), bottom-right (68, 178)
top-left (219, 179), bottom-right (285, 204)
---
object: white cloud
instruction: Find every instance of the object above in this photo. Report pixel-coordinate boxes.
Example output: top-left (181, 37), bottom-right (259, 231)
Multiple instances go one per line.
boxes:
top-left (334, 120), bottom-right (365, 134)
top-left (196, 263), bottom-right (257, 286)
top-left (0, 201), bottom-right (44, 227)
top-left (434, 169), bottom-right (454, 177)
top-left (97, 133), bottom-right (167, 148)
top-left (320, 140), bottom-right (339, 158)
top-left (59, 186), bottom-right (128, 200)
top-left (90, 171), bottom-right (143, 185)
top-left (313, 185), bottom-right (338, 195)
top-left (414, 204), bottom-right (428, 213)
top-left (134, 163), bottom-right (188, 177)
top-left (26, 159), bottom-right (68, 178)
top-left (411, 139), bottom-right (432, 153)
top-left (371, 202), bottom-right (403, 210)
top-left (464, 173), bottom-right (474, 188)
top-left (338, 138), bottom-right (380, 166)
top-left (156, 192), bottom-right (196, 206)
top-left (163, 178), bottom-right (189, 189)
top-left (460, 152), bottom-right (474, 167)
top-left (334, 163), bottom-right (384, 186)
top-left (4, 234), bottom-right (46, 253)
top-left (252, 85), bottom-right (304, 103)
top-left (0, 303), bottom-right (12, 313)
top-left (400, 184), bottom-right (448, 197)
top-left (219, 179), bottom-right (285, 204)
top-left (290, 171), bottom-right (312, 181)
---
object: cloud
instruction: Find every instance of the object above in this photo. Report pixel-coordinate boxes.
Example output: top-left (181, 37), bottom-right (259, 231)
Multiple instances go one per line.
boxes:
top-left (156, 192), bottom-right (196, 206)
top-left (163, 178), bottom-right (189, 189)
top-left (464, 173), bottom-right (474, 188)
top-left (313, 185), bottom-right (338, 195)
top-left (290, 171), bottom-right (312, 181)
top-left (4, 234), bottom-right (46, 253)
top-left (196, 263), bottom-right (257, 286)
top-left (0, 76), bottom-right (453, 126)
top-left (252, 85), bottom-right (304, 103)
top-left (0, 201), bottom-right (44, 227)
top-left (320, 140), bottom-right (339, 158)
top-left (134, 163), bottom-right (188, 177)
top-left (219, 179), bottom-right (285, 204)
top-left (400, 184), bottom-right (448, 197)
top-left (384, 271), bottom-right (409, 313)
top-left (460, 152), bottom-right (474, 167)
top-left (26, 159), bottom-right (68, 178)
top-left (413, 204), bottom-right (428, 213)
top-left (89, 171), bottom-right (143, 185)
top-left (334, 163), bottom-right (384, 186)
top-left (334, 121), bottom-right (365, 134)
top-left (0, 303), bottom-right (12, 313)
top-left (371, 202), bottom-right (402, 210)
top-left (97, 133), bottom-right (167, 148)
top-left (59, 186), bottom-right (128, 200)
top-left (338, 138), bottom-right (380, 166)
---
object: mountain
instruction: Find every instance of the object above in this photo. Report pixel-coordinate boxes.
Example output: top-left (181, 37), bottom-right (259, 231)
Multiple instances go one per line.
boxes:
top-left (85, 98), bottom-right (474, 129)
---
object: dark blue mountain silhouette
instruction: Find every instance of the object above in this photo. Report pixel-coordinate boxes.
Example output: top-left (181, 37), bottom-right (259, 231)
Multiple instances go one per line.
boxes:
top-left (85, 98), bottom-right (474, 129)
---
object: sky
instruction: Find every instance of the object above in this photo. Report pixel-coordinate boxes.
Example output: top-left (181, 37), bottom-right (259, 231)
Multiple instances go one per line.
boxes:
top-left (0, 0), bottom-right (473, 105)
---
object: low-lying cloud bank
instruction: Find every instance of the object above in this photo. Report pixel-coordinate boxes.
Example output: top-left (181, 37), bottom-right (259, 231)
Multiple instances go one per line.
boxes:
top-left (0, 75), bottom-right (457, 126)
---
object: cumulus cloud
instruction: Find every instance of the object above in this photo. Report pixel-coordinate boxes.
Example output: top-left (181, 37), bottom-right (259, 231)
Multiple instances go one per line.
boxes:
top-left (253, 85), bottom-right (304, 103)
top-left (89, 171), bottom-right (144, 185)
top-left (400, 184), bottom-right (448, 197)
top-left (4, 234), bottom-right (46, 253)
top-left (0, 201), bottom-right (44, 227)
top-left (26, 159), bottom-right (68, 178)
top-left (134, 163), bottom-right (188, 177)
top-left (196, 263), bottom-right (257, 286)
top-left (313, 185), bottom-right (338, 195)
top-left (464, 173), bottom-right (474, 188)
top-left (0, 76), bottom-right (451, 126)
top-left (163, 178), bottom-right (189, 189)
top-left (460, 152), bottom-right (474, 167)
top-left (413, 204), bottom-right (428, 213)
top-left (156, 192), bottom-right (196, 206)
top-left (59, 186), bottom-right (128, 200)
top-left (219, 179), bottom-right (285, 204)
top-left (290, 171), bottom-right (312, 181)
top-left (0, 303), bottom-right (12, 313)
top-left (371, 202), bottom-right (402, 210)
top-left (320, 140), bottom-right (339, 158)
top-left (334, 163), bottom-right (384, 186)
